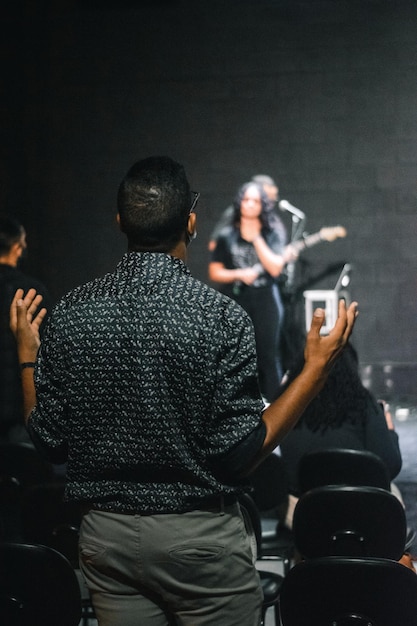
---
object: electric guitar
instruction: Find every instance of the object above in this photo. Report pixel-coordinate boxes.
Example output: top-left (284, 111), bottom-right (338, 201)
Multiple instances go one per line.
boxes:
top-left (288, 226), bottom-right (347, 254)
top-left (280, 226), bottom-right (347, 294)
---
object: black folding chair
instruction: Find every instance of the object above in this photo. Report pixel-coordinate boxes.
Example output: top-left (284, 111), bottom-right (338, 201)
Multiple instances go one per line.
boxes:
top-left (279, 556), bottom-right (417, 626)
top-left (0, 442), bottom-right (56, 491)
top-left (296, 448), bottom-right (416, 550)
top-left (0, 442), bottom-right (57, 543)
top-left (292, 485), bottom-right (407, 560)
top-left (297, 448), bottom-right (391, 493)
top-left (20, 482), bottom-right (95, 624)
top-left (0, 541), bottom-right (82, 626)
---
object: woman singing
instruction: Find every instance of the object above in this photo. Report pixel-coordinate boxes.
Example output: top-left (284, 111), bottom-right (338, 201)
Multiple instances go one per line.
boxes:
top-left (209, 181), bottom-right (297, 402)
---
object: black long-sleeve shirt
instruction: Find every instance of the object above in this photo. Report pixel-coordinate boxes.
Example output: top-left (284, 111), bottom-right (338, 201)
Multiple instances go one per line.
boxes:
top-left (280, 396), bottom-right (402, 496)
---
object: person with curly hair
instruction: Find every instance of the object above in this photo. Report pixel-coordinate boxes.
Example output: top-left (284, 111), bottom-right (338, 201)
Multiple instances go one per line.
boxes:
top-left (278, 342), bottom-right (403, 528)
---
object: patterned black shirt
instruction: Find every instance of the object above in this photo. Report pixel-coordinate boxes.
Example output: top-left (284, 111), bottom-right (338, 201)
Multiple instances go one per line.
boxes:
top-left (30, 253), bottom-right (264, 513)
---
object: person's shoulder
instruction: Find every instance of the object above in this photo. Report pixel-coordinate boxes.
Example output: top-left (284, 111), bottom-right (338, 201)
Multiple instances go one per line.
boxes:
top-left (222, 204), bottom-right (234, 217)
top-left (214, 224), bottom-right (235, 242)
top-left (23, 273), bottom-right (49, 294)
top-left (56, 271), bottom-right (112, 309)
top-left (187, 273), bottom-right (228, 301)
top-left (188, 275), bottom-right (252, 324)
top-left (3, 266), bottom-right (51, 299)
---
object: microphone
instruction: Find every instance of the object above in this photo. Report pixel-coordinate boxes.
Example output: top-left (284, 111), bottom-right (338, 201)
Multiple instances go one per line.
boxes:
top-left (278, 199), bottom-right (306, 220)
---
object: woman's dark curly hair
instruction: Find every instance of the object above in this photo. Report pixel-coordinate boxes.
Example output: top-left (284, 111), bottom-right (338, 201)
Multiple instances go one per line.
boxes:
top-left (232, 182), bottom-right (277, 230)
top-left (280, 343), bottom-right (374, 432)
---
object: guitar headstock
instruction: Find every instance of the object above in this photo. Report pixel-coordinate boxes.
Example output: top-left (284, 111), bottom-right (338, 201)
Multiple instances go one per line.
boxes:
top-left (319, 226), bottom-right (347, 242)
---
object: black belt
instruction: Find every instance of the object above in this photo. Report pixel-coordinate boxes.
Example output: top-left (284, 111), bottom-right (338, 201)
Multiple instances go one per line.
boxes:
top-left (81, 494), bottom-right (238, 517)
top-left (192, 494), bottom-right (238, 513)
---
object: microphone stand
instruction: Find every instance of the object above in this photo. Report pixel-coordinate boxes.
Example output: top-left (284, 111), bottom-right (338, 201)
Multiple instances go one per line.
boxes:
top-left (285, 214), bottom-right (306, 292)
top-left (281, 212), bottom-right (307, 372)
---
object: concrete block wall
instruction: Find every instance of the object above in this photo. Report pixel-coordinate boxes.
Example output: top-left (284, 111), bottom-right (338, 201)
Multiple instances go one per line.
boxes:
top-left (1, 0), bottom-right (416, 396)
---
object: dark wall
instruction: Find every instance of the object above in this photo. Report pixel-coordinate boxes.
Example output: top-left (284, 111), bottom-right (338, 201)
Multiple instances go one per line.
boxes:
top-left (2, 0), bottom-right (417, 394)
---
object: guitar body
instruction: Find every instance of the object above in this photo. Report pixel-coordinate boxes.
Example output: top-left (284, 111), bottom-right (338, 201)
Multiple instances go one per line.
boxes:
top-left (280, 225), bottom-right (347, 293)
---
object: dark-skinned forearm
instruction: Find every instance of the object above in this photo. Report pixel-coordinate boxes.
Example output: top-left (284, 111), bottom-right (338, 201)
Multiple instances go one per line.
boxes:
top-left (20, 367), bottom-right (37, 425)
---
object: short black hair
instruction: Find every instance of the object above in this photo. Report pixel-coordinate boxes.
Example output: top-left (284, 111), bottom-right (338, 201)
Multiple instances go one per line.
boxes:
top-left (117, 156), bottom-right (191, 252)
top-left (0, 215), bottom-right (24, 256)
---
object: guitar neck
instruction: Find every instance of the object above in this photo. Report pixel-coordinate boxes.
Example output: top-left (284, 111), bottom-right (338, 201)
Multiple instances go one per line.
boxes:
top-left (293, 231), bottom-right (323, 252)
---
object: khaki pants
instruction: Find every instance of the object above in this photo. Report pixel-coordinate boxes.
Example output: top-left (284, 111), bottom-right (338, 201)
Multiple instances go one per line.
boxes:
top-left (79, 503), bottom-right (263, 626)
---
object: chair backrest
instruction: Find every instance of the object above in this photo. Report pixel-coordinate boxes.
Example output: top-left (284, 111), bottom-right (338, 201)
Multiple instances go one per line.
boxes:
top-left (21, 482), bottom-right (82, 568)
top-left (0, 475), bottom-right (23, 538)
top-left (279, 556), bottom-right (417, 626)
top-left (292, 485), bottom-right (407, 560)
top-left (297, 448), bottom-right (391, 494)
top-left (0, 443), bottom-right (55, 543)
top-left (0, 442), bottom-right (55, 491)
top-left (249, 453), bottom-right (289, 511)
top-left (0, 541), bottom-right (82, 626)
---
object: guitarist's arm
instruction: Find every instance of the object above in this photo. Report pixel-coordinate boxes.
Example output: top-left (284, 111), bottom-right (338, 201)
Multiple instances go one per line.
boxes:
top-left (252, 235), bottom-right (299, 277)
top-left (253, 225), bottom-right (347, 278)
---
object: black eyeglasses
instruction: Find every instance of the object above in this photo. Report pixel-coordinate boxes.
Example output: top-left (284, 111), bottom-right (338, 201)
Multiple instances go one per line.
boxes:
top-left (189, 191), bottom-right (200, 214)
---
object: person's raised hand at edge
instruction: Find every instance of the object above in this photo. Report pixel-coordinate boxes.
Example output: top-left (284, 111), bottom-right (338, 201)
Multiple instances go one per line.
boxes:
top-left (10, 288), bottom-right (47, 363)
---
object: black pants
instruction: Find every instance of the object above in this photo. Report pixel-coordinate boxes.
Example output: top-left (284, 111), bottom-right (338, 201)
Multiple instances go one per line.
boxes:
top-left (234, 283), bottom-right (284, 402)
